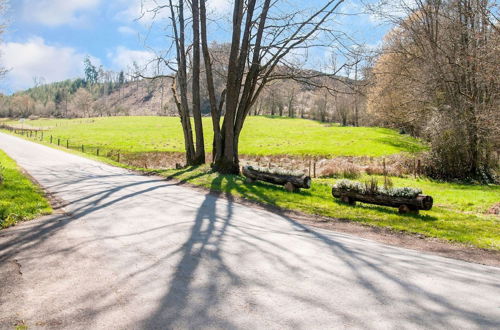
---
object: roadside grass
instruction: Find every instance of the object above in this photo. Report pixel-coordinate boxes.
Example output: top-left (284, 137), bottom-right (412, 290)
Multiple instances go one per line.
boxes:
top-left (0, 150), bottom-right (52, 229)
top-left (8, 116), bottom-right (427, 157)
top-left (160, 165), bottom-right (500, 250)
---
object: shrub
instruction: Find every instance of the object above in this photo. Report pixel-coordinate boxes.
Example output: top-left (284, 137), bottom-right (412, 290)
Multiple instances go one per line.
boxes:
top-left (320, 162), bottom-right (361, 179)
top-left (342, 164), bottom-right (362, 179)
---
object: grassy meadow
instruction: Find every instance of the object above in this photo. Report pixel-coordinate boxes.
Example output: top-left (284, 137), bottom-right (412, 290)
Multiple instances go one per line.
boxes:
top-left (0, 150), bottom-right (52, 229)
top-left (7, 116), bottom-right (426, 157)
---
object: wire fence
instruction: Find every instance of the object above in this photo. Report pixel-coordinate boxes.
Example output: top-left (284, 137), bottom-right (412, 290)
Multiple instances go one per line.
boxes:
top-left (1, 124), bottom-right (446, 178)
top-left (1, 124), bottom-right (123, 163)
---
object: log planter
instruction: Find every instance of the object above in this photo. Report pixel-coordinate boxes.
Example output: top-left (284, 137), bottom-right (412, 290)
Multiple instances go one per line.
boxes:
top-left (242, 165), bottom-right (311, 192)
top-left (332, 188), bottom-right (433, 214)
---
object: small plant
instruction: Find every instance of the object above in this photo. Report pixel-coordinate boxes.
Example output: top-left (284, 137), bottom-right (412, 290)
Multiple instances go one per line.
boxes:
top-left (0, 164), bottom-right (4, 185)
top-left (246, 165), bottom-right (305, 177)
top-left (381, 186), bottom-right (422, 198)
top-left (364, 177), bottom-right (379, 194)
top-left (333, 178), bottom-right (422, 198)
top-left (333, 179), bottom-right (364, 192)
top-left (383, 174), bottom-right (393, 190)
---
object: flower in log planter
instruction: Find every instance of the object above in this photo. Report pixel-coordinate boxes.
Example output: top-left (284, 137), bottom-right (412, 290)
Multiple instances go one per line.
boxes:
top-left (242, 165), bottom-right (311, 192)
top-left (332, 179), bottom-right (433, 214)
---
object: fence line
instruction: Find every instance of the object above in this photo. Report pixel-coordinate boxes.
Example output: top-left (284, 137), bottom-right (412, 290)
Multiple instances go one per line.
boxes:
top-left (1, 124), bottom-right (442, 177)
top-left (1, 125), bottom-right (122, 164)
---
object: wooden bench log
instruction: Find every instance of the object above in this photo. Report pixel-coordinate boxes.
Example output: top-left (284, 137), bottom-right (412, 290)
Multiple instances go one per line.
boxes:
top-left (242, 165), bottom-right (311, 191)
top-left (332, 188), bottom-right (433, 214)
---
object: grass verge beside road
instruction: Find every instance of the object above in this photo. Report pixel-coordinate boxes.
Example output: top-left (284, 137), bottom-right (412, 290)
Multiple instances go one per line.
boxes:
top-left (0, 149), bottom-right (52, 229)
top-left (161, 165), bottom-right (500, 250)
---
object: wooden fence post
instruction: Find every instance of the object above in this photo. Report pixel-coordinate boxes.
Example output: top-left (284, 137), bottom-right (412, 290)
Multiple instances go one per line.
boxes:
top-left (57, 138), bottom-right (60, 146)
top-left (96, 148), bottom-right (99, 156)
top-left (117, 152), bottom-right (120, 163)
top-left (66, 140), bottom-right (69, 148)
top-left (50, 135), bottom-right (52, 144)
top-left (81, 145), bottom-right (84, 153)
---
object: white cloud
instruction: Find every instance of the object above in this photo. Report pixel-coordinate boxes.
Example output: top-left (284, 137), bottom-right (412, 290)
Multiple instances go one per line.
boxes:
top-left (115, 0), bottom-right (163, 24)
top-left (21, 0), bottom-right (101, 26)
top-left (108, 46), bottom-right (156, 72)
top-left (118, 26), bottom-right (137, 36)
top-left (2, 37), bottom-right (92, 91)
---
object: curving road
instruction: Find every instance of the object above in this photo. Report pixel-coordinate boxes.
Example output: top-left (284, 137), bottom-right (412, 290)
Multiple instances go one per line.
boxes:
top-left (0, 132), bottom-right (499, 329)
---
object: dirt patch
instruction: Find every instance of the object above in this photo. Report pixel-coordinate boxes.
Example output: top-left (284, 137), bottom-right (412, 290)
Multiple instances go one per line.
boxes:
top-left (165, 175), bottom-right (500, 268)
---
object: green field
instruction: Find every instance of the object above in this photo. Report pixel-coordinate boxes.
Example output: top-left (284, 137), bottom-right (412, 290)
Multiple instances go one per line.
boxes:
top-left (9, 116), bottom-right (426, 157)
top-left (0, 150), bottom-right (52, 229)
top-left (163, 166), bottom-right (500, 250)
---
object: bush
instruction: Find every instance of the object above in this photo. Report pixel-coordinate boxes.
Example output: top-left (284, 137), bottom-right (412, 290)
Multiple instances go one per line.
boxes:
top-left (320, 162), bottom-right (361, 179)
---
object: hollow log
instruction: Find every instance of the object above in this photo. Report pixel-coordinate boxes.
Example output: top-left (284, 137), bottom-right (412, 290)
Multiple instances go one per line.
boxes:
top-left (332, 188), bottom-right (433, 213)
top-left (242, 166), bottom-right (311, 189)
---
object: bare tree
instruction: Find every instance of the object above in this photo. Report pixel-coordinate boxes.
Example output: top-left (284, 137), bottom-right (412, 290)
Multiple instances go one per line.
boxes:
top-left (0, 0), bottom-right (8, 80)
top-left (203, 0), bottom-right (346, 173)
top-left (144, 0), bottom-right (347, 172)
top-left (72, 88), bottom-right (94, 118)
top-left (367, 0), bottom-right (499, 180)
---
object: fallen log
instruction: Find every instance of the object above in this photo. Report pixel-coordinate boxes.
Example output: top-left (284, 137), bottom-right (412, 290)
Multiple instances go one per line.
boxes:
top-left (242, 165), bottom-right (311, 192)
top-left (332, 188), bottom-right (433, 214)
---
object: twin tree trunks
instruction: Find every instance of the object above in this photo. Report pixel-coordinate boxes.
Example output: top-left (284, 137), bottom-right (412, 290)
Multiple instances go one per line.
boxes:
top-left (242, 166), bottom-right (311, 192)
top-left (331, 188), bottom-right (433, 214)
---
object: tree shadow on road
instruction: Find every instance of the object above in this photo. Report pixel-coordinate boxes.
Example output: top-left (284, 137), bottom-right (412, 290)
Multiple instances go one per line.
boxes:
top-left (1, 167), bottom-right (498, 329)
top-left (139, 174), bottom-right (499, 329)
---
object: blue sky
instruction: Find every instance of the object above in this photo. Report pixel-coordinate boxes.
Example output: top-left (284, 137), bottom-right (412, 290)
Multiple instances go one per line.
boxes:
top-left (1, 0), bottom-right (390, 94)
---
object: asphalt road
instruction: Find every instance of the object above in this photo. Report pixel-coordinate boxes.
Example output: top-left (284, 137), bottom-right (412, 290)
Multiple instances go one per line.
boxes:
top-left (0, 132), bottom-right (499, 330)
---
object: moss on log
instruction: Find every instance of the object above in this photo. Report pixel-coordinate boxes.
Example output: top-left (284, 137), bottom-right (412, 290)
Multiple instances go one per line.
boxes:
top-left (332, 188), bottom-right (433, 213)
top-left (242, 165), bottom-right (311, 190)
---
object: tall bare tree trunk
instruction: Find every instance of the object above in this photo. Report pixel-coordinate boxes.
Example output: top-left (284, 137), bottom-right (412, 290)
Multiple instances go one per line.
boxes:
top-left (191, 0), bottom-right (205, 164)
top-left (200, 0), bottom-right (222, 164)
top-left (215, 0), bottom-right (248, 174)
top-left (353, 60), bottom-right (359, 126)
top-left (169, 0), bottom-right (195, 164)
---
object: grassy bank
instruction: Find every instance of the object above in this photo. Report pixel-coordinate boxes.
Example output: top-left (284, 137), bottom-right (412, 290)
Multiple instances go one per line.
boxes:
top-left (7, 116), bottom-right (426, 157)
top-left (161, 165), bottom-right (500, 250)
top-left (0, 149), bottom-right (52, 228)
